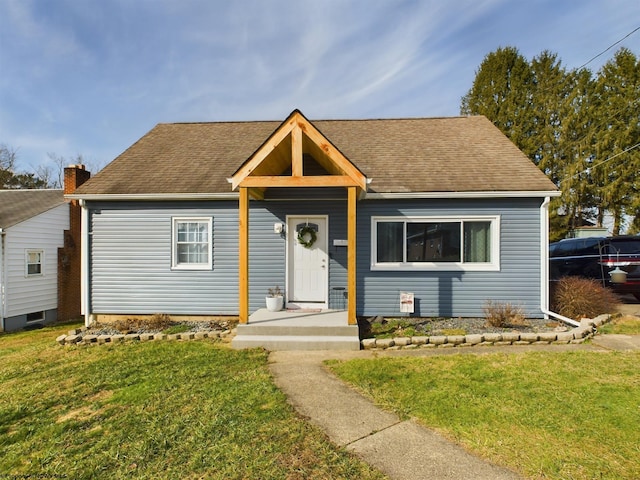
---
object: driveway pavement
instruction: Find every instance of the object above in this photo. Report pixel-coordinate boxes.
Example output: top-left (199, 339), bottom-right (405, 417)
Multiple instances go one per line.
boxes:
top-left (591, 333), bottom-right (640, 350)
top-left (615, 295), bottom-right (640, 317)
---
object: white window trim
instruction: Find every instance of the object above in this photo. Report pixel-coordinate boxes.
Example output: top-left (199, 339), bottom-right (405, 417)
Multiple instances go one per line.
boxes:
top-left (171, 217), bottom-right (213, 270)
top-left (25, 249), bottom-right (44, 277)
top-left (371, 215), bottom-right (500, 272)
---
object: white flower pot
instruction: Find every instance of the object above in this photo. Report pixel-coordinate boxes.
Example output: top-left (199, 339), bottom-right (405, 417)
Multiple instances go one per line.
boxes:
top-left (266, 296), bottom-right (284, 312)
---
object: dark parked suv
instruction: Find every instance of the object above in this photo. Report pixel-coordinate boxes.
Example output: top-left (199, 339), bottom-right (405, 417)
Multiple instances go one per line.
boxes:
top-left (549, 235), bottom-right (640, 300)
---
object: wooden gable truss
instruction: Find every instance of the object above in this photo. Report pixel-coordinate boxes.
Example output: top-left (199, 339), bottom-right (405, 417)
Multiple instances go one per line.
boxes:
top-left (230, 110), bottom-right (366, 325)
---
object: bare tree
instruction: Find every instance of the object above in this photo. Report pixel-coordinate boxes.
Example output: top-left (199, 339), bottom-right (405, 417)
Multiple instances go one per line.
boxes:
top-left (0, 144), bottom-right (18, 187)
top-left (40, 152), bottom-right (103, 188)
top-left (39, 152), bottom-right (70, 188)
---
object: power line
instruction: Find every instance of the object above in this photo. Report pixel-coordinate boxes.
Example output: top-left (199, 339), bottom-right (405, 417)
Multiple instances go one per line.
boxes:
top-left (577, 26), bottom-right (640, 70)
top-left (561, 141), bottom-right (640, 184)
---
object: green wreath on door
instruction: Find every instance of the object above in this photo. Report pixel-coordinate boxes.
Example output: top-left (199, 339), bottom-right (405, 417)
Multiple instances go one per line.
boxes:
top-left (297, 225), bottom-right (317, 248)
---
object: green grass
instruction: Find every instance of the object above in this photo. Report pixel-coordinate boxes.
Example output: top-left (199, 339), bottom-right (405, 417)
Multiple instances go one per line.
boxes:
top-left (328, 351), bottom-right (640, 480)
top-left (161, 323), bottom-right (191, 334)
top-left (367, 319), bottom-right (469, 339)
top-left (0, 324), bottom-right (385, 479)
top-left (599, 314), bottom-right (640, 334)
top-left (368, 319), bottom-right (422, 338)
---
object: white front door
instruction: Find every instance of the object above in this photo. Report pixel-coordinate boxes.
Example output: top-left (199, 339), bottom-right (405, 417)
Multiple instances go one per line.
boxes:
top-left (287, 216), bottom-right (328, 308)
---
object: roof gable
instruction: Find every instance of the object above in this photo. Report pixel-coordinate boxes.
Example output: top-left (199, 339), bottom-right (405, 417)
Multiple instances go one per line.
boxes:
top-left (0, 190), bottom-right (65, 228)
top-left (230, 110), bottom-right (367, 199)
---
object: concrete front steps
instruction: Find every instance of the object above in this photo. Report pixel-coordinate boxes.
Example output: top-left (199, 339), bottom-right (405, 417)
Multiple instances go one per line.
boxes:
top-left (231, 309), bottom-right (360, 351)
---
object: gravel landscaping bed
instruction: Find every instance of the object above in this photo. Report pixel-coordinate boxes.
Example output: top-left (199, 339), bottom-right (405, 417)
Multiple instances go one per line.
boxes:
top-left (362, 316), bottom-right (564, 338)
top-left (85, 320), bottom-right (232, 336)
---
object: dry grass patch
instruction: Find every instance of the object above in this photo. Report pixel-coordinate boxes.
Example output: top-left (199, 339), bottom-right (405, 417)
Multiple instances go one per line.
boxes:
top-left (109, 313), bottom-right (174, 333)
top-left (55, 391), bottom-right (114, 423)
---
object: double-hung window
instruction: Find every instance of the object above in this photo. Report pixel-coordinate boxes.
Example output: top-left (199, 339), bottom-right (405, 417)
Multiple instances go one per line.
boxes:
top-left (372, 216), bottom-right (499, 271)
top-left (26, 249), bottom-right (44, 276)
top-left (171, 218), bottom-right (212, 270)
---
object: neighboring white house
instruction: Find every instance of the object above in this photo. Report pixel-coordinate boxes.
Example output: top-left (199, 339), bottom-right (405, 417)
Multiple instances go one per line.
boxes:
top-left (0, 190), bottom-right (68, 331)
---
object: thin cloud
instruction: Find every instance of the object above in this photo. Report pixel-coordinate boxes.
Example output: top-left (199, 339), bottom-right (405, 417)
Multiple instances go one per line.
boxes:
top-left (1, 0), bottom-right (639, 172)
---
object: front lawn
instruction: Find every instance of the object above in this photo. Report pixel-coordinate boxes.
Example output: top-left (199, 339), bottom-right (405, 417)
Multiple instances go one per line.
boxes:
top-left (0, 324), bottom-right (385, 479)
top-left (599, 314), bottom-right (640, 334)
top-left (328, 351), bottom-right (640, 480)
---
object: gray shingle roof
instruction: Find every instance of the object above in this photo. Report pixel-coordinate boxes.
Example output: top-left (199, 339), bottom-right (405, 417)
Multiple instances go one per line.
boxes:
top-left (74, 115), bottom-right (557, 196)
top-left (0, 190), bottom-right (65, 228)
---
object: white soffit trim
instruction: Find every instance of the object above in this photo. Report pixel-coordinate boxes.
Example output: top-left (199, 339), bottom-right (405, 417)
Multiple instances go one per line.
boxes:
top-left (365, 190), bottom-right (561, 199)
top-left (66, 193), bottom-right (240, 201)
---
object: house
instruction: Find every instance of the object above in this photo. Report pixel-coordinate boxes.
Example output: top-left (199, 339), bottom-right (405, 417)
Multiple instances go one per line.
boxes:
top-left (69, 110), bottom-right (559, 347)
top-left (0, 164), bottom-right (89, 331)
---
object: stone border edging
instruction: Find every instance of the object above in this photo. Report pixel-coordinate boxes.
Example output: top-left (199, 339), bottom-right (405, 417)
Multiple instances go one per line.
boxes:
top-left (360, 315), bottom-right (610, 350)
top-left (56, 315), bottom-right (611, 350)
top-left (56, 328), bottom-right (233, 346)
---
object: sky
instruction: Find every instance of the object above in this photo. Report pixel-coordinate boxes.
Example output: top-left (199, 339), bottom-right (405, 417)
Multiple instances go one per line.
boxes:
top-left (1, 0), bottom-right (639, 175)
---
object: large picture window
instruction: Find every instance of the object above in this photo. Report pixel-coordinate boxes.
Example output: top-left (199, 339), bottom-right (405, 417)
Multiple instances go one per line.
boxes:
top-left (172, 218), bottom-right (212, 270)
top-left (372, 216), bottom-right (499, 271)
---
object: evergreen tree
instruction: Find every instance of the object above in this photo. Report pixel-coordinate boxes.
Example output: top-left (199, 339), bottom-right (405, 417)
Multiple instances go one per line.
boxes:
top-left (553, 68), bottom-right (599, 239)
top-left (592, 48), bottom-right (640, 235)
top-left (461, 46), bottom-right (536, 156)
top-left (462, 45), bottom-right (639, 239)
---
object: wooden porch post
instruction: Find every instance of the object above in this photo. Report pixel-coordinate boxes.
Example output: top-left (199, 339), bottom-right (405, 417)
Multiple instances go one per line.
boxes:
top-left (347, 186), bottom-right (357, 325)
top-left (239, 187), bottom-right (249, 324)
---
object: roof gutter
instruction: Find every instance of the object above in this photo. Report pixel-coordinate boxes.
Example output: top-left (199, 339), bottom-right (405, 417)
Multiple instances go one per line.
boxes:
top-left (539, 196), bottom-right (580, 327)
top-left (66, 190), bottom-right (561, 202)
top-left (365, 190), bottom-right (561, 200)
top-left (66, 193), bottom-right (240, 201)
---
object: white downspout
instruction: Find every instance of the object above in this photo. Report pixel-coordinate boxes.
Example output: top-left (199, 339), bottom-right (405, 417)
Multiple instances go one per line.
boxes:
top-left (0, 228), bottom-right (5, 331)
top-left (539, 197), bottom-right (580, 327)
top-left (80, 200), bottom-right (91, 327)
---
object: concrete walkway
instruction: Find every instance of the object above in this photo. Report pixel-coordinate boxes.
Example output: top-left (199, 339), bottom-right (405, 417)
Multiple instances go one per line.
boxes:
top-left (592, 333), bottom-right (640, 350)
top-left (269, 340), bottom-right (636, 480)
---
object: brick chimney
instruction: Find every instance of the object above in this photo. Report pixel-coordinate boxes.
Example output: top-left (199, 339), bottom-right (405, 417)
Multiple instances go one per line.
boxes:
top-left (64, 164), bottom-right (91, 195)
top-left (58, 164), bottom-right (91, 321)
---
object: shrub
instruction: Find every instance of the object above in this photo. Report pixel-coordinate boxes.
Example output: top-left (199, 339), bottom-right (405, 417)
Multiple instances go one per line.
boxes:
top-left (483, 301), bottom-right (525, 327)
top-left (551, 276), bottom-right (619, 319)
top-left (111, 313), bottom-right (173, 333)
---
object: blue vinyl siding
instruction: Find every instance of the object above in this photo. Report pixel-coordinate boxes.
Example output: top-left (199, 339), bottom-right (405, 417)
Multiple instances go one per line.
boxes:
top-left (89, 201), bottom-right (240, 315)
top-left (356, 198), bottom-right (544, 318)
top-left (88, 200), bottom-right (350, 316)
top-left (247, 201), bottom-right (348, 311)
top-left (87, 197), bottom-right (544, 318)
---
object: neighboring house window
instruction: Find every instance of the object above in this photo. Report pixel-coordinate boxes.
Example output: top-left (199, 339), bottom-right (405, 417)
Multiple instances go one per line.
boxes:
top-left (26, 250), bottom-right (44, 276)
top-left (172, 218), bottom-right (212, 270)
top-left (371, 216), bottom-right (500, 271)
top-left (26, 311), bottom-right (45, 322)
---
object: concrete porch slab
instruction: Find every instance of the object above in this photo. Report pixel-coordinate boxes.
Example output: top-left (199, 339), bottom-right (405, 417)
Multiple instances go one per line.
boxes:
top-left (247, 308), bottom-right (350, 326)
top-left (231, 309), bottom-right (361, 351)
